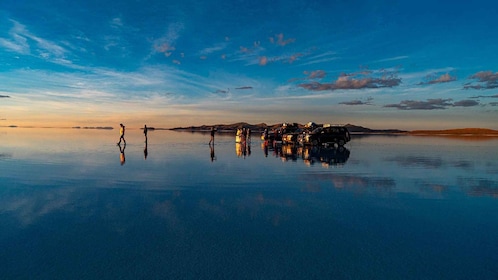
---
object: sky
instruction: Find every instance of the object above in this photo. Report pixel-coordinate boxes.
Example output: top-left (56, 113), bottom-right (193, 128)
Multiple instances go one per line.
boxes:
top-left (1, 0), bottom-right (498, 130)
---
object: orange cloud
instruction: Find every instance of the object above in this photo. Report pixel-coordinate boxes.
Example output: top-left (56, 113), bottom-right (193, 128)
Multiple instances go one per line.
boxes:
top-left (259, 56), bottom-right (268, 66)
top-left (154, 43), bottom-right (175, 57)
top-left (419, 73), bottom-right (457, 85)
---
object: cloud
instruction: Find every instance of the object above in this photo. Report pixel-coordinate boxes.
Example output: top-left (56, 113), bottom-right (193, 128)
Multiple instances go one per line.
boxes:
top-left (374, 56), bottom-right (409, 63)
top-left (154, 42), bottom-right (175, 57)
top-left (339, 97), bottom-right (373, 106)
top-left (298, 71), bottom-right (401, 91)
top-left (303, 70), bottom-right (326, 79)
top-left (418, 73), bottom-right (457, 85)
top-left (199, 42), bottom-right (228, 55)
top-left (384, 99), bottom-right (453, 110)
top-left (339, 100), bottom-right (371, 106)
top-left (235, 86), bottom-right (253, 90)
top-left (464, 71), bottom-right (498, 90)
top-left (269, 33), bottom-right (295, 46)
top-left (453, 100), bottom-right (480, 107)
top-left (299, 50), bottom-right (338, 66)
top-left (384, 98), bottom-right (480, 110)
top-left (215, 89), bottom-right (229, 94)
top-left (287, 53), bottom-right (303, 63)
top-left (153, 22), bottom-right (184, 57)
top-left (259, 56), bottom-right (268, 66)
top-left (0, 19), bottom-right (67, 60)
top-left (470, 94), bottom-right (498, 99)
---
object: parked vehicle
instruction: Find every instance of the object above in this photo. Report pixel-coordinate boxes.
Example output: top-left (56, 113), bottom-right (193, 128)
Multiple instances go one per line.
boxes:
top-left (281, 123), bottom-right (301, 144)
top-left (300, 124), bottom-right (351, 146)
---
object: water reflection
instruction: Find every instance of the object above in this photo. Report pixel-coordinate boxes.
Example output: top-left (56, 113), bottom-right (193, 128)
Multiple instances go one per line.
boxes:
top-left (2, 129), bottom-right (498, 279)
top-left (235, 141), bottom-right (251, 158)
top-left (209, 143), bottom-right (216, 161)
top-left (118, 143), bottom-right (126, 165)
top-left (458, 178), bottom-right (498, 198)
top-left (261, 142), bottom-right (350, 166)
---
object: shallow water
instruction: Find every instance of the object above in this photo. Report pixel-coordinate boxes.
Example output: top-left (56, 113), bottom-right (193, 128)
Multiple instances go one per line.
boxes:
top-left (1, 128), bottom-right (497, 279)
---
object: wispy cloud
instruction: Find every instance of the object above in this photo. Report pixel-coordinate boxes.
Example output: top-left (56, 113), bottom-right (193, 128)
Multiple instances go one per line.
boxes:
top-left (374, 55), bottom-right (409, 63)
top-left (470, 94), bottom-right (498, 99)
top-left (0, 19), bottom-right (67, 60)
top-left (153, 22), bottom-right (184, 57)
top-left (269, 33), bottom-right (295, 46)
top-left (198, 42), bottom-right (229, 56)
top-left (298, 50), bottom-right (338, 66)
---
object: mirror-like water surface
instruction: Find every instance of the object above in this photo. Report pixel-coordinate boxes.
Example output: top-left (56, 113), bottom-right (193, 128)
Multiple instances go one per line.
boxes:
top-left (1, 128), bottom-right (497, 279)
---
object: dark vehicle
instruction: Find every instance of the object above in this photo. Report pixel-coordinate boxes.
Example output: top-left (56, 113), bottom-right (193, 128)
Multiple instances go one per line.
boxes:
top-left (281, 123), bottom-right (301, 144)
top-left (300, 125), bottom-right (351, 146)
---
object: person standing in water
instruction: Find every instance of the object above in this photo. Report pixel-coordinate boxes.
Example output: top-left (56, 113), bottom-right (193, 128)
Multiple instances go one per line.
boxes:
top-left (143, 124), bottom-right (148, 160)
top-left (143, 124), bottom-right (148, 142)
top-left (117, 123), bottom-right (126, 145)
top-left (209, 126), bottom-right (216, 144)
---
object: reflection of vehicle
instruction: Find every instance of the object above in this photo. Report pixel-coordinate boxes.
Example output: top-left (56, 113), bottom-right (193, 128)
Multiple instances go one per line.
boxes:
top-left (280, 144), bottom-right (299, 161)
top-left (300, 125), bottom-right (351, 146)
top-left (302, 146), bottom-right (350, 166)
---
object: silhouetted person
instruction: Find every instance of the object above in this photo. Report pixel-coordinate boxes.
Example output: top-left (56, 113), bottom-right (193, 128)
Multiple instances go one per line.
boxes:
top-left (143, 124), bottom-right (148, 142)
top-left (209, 127), bottom-right (216, 144)
top-left (117, 123), bottom-right (126, 145)
top-left (118, 143), bottom-right (126, 165)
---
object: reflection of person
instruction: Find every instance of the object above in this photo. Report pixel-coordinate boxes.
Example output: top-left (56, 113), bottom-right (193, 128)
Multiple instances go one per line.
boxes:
top-left (118, 143), bottom-right (126, 165)
top-left (144, 141), bottom-right (148, 160)
top-left (209, 127), bottom-right (216, 144)
top-left (117, 123), bottom-right (126, 145)
top-left (209, 143), bottom-right (216, 162)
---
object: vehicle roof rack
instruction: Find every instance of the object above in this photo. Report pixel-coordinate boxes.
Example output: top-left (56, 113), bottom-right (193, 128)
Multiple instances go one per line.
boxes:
top-left (323, 124), bottom-right (346, 127)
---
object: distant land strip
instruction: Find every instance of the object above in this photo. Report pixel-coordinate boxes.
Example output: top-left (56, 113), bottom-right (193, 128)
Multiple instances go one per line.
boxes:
top-left (409, 128), bottom-right (498, 135)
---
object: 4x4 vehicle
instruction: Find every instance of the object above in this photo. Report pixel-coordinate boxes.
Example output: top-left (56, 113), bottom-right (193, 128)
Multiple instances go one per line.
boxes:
top-left (300, 125), bottom-right (351, 146)
top-left (281, 123), bottom-right (301, 144)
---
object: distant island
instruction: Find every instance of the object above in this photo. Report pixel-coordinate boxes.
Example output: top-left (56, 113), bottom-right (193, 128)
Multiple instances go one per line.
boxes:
top-left (72, 126), bottom-right (114, 130)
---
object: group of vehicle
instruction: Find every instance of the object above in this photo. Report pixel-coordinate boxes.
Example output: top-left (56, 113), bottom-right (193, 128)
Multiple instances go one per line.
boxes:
top-left (261, 122), bottom-right (351, 147)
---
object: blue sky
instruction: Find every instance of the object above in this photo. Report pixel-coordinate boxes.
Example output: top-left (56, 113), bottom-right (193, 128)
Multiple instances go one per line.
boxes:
top-left (1, 0), bottom-right (497, 129)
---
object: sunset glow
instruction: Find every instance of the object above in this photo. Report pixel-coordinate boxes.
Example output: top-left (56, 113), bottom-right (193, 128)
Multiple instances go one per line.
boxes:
top-left (1, 0), bottom-right (497, 130)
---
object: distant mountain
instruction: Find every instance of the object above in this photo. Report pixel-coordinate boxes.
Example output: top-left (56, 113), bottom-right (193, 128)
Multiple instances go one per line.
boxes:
top-left (344, 124), bottom-right (406, 134)
top-left (170, 122), bottom-right (407, 134)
